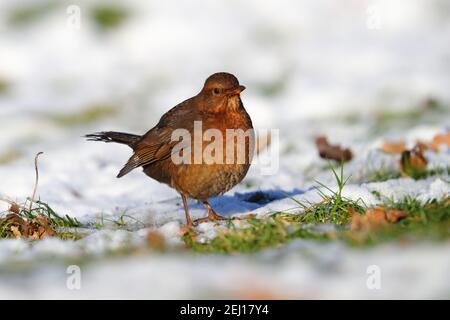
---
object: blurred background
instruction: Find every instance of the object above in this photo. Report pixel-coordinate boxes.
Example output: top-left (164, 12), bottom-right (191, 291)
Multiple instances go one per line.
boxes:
top-left (0, 0), bottom-right (449, 299)
top-left (1, 0), bottom-right (449, 190)
top-left (1, 0), bottom-right (449, 132)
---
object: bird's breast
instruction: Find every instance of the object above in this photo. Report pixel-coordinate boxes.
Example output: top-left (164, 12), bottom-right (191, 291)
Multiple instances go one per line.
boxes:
top-left (144, 105), bottom-right (254, 200)
top-left (171, 109), bottom-right (253, 199)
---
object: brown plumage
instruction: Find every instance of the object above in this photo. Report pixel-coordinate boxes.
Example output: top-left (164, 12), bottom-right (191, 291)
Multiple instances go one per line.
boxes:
top-left (86, 72), bottom-right (254, 227)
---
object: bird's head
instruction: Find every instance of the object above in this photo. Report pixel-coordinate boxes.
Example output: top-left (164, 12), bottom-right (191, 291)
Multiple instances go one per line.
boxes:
top-left (199, 72), bottom-right (246, 112)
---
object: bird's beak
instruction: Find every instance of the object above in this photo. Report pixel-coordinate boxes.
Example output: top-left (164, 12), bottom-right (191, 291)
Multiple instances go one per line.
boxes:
top-left (226, 85), bottom-right (246, 95)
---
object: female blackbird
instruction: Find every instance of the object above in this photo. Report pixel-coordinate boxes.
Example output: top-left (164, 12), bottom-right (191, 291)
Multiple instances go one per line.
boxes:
top-left (86, 72), bottom-right (254, 227)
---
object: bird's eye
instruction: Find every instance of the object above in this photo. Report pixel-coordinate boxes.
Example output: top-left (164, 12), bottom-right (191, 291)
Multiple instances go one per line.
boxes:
top-left (213, 88), bottom-right (221, 95)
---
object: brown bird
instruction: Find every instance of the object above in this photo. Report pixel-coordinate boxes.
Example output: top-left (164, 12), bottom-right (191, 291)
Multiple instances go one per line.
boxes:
top-left (86, 72), bottom-right (254, 227)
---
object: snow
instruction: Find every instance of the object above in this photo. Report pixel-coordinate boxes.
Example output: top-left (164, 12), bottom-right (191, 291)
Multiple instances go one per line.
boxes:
top-left (0, 240), bottom-right (449, 299)
top-left (0, 0), bottom-right (449, 299)
top-left (366, 178), bottom-right (450, 203)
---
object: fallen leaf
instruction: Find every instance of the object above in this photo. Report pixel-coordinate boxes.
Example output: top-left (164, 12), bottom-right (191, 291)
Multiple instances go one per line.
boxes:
top-left (30, 231), bottom-right (40, 240)
top-left (34, 215), bottom-right (55, 239)
top-left (349, 207), bottom-right (408, 232)
top-left (399, 146), bottom-right (427, 179)
top-left (315, 136), bottom-right (352, 162)
top-left (380, 141), bottom-right (406, 154)
top-left (430, 132), bottom-right (450, 151)
top-left (10, 226), bottom-right (22, 238)
top-left (146, 230), bottom-right (166, 250)
top-left (415, 141), bottom-right (430, 153)
top-left (365, 208), bottom-right (389, 228)
top-left (9, 203), bottom-right (20, 214)
top-left (0, 213), bottom-right (55, 240)
top-left (385, 209), bottom-right (408, 223)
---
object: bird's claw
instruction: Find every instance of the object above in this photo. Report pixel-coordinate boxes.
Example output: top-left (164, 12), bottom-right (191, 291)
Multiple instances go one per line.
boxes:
top-left (193, 213), bottom-right (255, 225)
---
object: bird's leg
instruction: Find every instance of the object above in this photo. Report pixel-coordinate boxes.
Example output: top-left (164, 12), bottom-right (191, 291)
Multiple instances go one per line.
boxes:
top-left (195, 200), bottom-right (230, 223)
top-left (194, 200), bottom-right (229, 224)
top-left (194, 200), bottom-right (257, 224)
top-left (181, 195), bottom-right (194, 227)
top-left (204, 201), bottom-right (229, 220)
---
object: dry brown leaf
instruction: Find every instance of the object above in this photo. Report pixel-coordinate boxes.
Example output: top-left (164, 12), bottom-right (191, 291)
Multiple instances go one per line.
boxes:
top-left (33, 215), bottom-right (54, 239)
top-left (315, 136), bottom-right (353, 162)
top-left (415, 141), bottom-right (430, 152)
top-left (0, 213), bottom-right (55, 240)
top-left (35, 214), bottom-right (51, 228)
top-left (5, 213), bottom-right (22, 224)
top-left (146, 230), bottom-right (166, 250)
top-left (29, 231), bottom-right (40, 240)
top-left (349, 207), bottom-right (408, 232)
top-left (430, 132), bottom-right (450, 151)
top-left (380, 141), bottom-right (407, 154)
top-left (381, 132), bottom-right (449, 155)
top-left (9, 203), bottom-right (20, 214)
top-left (399, 146), bottom-right (427, 178)
top-left (4, 213), bottom-right (29, 235)
top-left (385, 209), bottom-right (409, 223)
top-left (10, 226), bottom-right (22, 238)
top-left (349, 207), bottom-right (386, 231)
top-left (365, 207), bottom-right (389, 228)
top-left (348, 208), bottom-right (363, 231)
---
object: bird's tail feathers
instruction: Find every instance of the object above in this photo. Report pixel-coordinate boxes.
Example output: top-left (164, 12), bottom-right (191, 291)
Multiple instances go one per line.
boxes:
top-left (84, 131), bottom-right (141, 146)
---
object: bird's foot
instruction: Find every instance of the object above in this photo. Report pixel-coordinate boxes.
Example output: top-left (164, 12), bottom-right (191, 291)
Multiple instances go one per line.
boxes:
top-left (194, 212), bottom-right (256, 225)
top-left (194, 212), bottom-right (228, 224)
top-left (231, 213), bottom-right (256, 220)
top-left (194, 200), bottom-right (256, 225)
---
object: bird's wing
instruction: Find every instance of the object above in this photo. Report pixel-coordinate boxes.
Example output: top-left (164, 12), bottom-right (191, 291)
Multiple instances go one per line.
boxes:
top-left (117, 98), bottom-right (199, 178)
top-left (116, 128), bottom-right (174, 178)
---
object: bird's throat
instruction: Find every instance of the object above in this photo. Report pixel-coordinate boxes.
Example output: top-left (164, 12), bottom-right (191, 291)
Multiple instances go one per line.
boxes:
top-left (226, 95), bottom-right (242, 112)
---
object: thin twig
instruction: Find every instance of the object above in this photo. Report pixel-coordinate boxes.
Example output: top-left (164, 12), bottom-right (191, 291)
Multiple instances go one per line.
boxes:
top-left (29, 152), bottom-right (43, 213)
